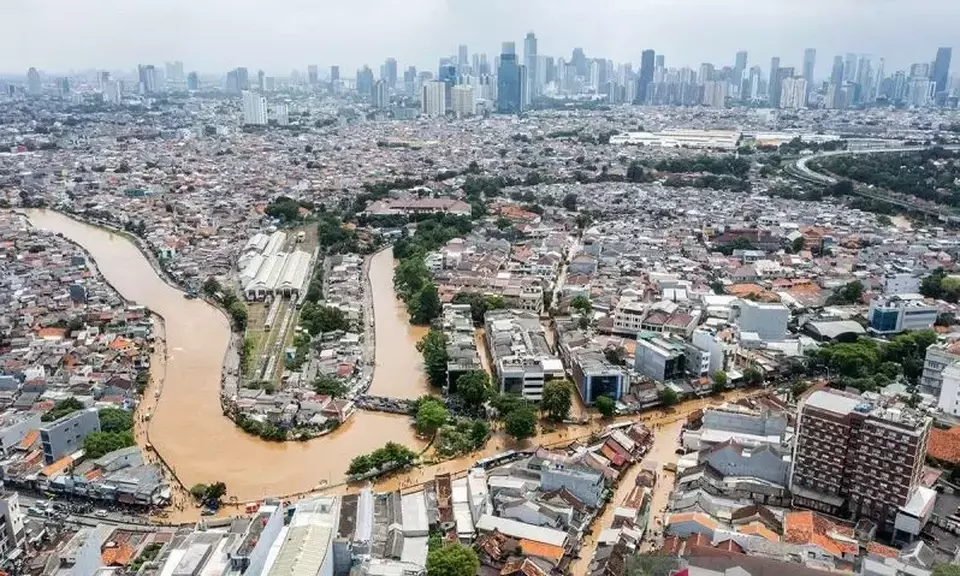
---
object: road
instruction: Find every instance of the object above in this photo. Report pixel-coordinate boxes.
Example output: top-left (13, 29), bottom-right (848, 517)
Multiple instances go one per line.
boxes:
top-left (787, 145), bottom-right (960, 220)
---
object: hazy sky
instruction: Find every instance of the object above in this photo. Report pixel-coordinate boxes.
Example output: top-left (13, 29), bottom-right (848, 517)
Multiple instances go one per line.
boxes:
top-left (3, 0), bottom-right (956, 77)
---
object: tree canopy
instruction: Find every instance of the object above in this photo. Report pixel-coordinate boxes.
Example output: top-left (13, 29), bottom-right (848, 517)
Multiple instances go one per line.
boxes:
top-left (98, 407), bottom-right (134, 433)
top-left (418, 329), bottom-right (449, 388)
top-left (595, 395), bottom-right (616, 419)
top-left (541, 380), bottom-right (573, 422)
top-left (455, 371), bottom-right (493, 409)
top-left (504, 403), bottom-right (537, 441)
top-left (416, 398), bottom-right (449, 436)
top-left (426, 542), bottom-right (480, 576)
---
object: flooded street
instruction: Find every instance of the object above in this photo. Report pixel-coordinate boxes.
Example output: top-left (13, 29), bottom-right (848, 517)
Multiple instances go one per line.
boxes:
top-left (367, 248), bottom-right (430, 399)
top-left (25, 210), bottom-right (425, 503)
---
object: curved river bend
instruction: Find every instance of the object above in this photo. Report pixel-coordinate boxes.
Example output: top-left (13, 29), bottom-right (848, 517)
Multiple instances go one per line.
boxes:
top-left (25, 210), bottom-right (426, 501)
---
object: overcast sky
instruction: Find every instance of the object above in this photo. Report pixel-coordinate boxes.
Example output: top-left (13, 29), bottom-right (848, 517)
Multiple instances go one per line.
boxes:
top-left (2, 0), bottom-right (956, 77)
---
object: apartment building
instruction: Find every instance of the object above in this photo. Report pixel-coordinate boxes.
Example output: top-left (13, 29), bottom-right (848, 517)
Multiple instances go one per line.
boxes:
top-left (790, 389), bottom-right (931, 528)
top-left (40, 408), bottom-right (101, 464)
top-left (733, 299), bottom-right (789, 342)
top-left (920, 340), bottom-right (960, 396)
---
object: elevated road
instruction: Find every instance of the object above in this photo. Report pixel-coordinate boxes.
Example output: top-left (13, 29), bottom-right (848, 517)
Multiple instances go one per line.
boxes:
top-left (785, 145), bottom-right (960, 221)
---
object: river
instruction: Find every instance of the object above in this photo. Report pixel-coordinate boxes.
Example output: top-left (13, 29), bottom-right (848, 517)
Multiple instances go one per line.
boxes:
top-left (24, 210), bottom-right (426, 502)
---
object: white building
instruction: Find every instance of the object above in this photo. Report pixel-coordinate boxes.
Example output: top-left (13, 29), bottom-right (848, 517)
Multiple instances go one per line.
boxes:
top-left (733, 299), bottom-right (789, 342)
top-left (609, 129), bottom-right (741, 150)
top-left (266, 496), bottom-right (340, 576)
top-left (451, 84), bottom-right (475, 117)
top-left (421, 81), bottom-right (446, 117)
top-left (921, 341), bottom-right (960, 395)
top-left (937, 361), bottom-right (960, 416)
top-left (242, 90), bottom-right (268, 125)
top-left (779, 76), bottom-right (808, 109)
top-left (867, 294), bottom-right (937, 335)
top-left (0, 493), bottom-right (24, 560)
top-left (275, 104), bottom-right (290, 126)
top-left (102, 80), bottom-right (122, 104)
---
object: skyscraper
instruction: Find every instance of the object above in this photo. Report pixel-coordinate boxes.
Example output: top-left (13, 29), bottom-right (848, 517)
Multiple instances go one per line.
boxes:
top-left (330, 66), bottom-right (340, 83)
top-left (655, 54), bottom-right (665, 70)
top-left (421, 81), bottom-right (446, 117)
top-left (26, 67), bottom-right (41, 95)
top-left (571, 48), bottom-right (587, 77)
top-left (932, 47), bottom-right (952, 94)
top-left (257, 70), bottom-right (265, 92)
top-left (373, 79), bottom-right (388, 109)
top-left (236, 67), bottom-right (250, 90)
top-left (307, 65), bottom-right (319, 86)
top-left (844, 53), bottom-right (858, 83)
top-left (637, 49), bottom-right (655, 104)
top-left (780, 76), bottom-right (807, 109)
top-left (356, 66), bottom-right (374, 97)
top-left (452, 84), bottom-right (475, 116)
top-left (458, 45), bottom-right (469, 73)
top-left (438, 59), bottom-right (457, 109)
top-left (497, 42), bottom-right (522, 114)
top-left (802, 48), bottom-right (816, 91)
top-left (524, 32), bottom-right (538, 104)
top-left (165, 61), bottom-right (184, 85)
top-left (767, 57), bottom-right (780, 104)
top-left (830, 55), bottom-right (844, 86)
top-left (138, 64), bottom-right (158, 94)
top-left (241, 91), bottom-right (267, 125)
top-left (384, 58), bottom-right (398, 89)
top-left (732, 51), bottom-right (748, 95)
top-left (187, 72), bottom-right (199, 91)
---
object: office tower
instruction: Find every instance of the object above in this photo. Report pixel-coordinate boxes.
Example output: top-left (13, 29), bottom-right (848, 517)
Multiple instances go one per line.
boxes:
top-left (802, 48), bottom-right (816, 90)
top-left (497, 42), bottom-right (522, 114)
top-left (767, 57), bottom-right (780, 103)
top-left (57, 77), bottom-right (70, 96)
top-left (307, 65), bottom-right (319, 86)
top-left (421, 81), bottom-right (446, 117)
top-left (890, 70), bottom-right (907, 103)
top-left (438, 59), bottom-right (457, 109)
top-left (384, 58), bottom-right (398, 89)
top-left (452, 84), bottom-right (475, 116)
top-left (910, 63), bottom-right (930, 79)
top-left (698, 63), bottom-right (715, 83)
top-left (790, 389), bottom-right (931, 527)
top-left (165, 61), bottom-right (184, 84)
top-left (780, 76), bottom-right (807, 109)
top-left (257, 70), bottom-right (265, 91)
top-left (701, 80), bottom-right (727, 107)
top-left (241, 91), bottom-right (267, 125)
top-left (373, 79), bottom-right (388, 108)
top-left (265, 77), bottom-right (276, 91)
top-left (235, 67), bottom-right (249, 90)
top-left (637, 49), bottom-right (655, 104)
top-left (226, 69), bottom-right (240, 93)
top-left (571, 47), bottom-right (587, 77)
top-left (844, 53), bottom-right (858, 82)
top-left (26, 68), bottom-right (41, 95)
top-left (519, 65), bottom-right (528, 107)
top-left (137, 64), bottom-right (158, 94)
top-left (356, 65), bottom-right (374, 97)
top-left (523, 32), bottom-right (538, 104)
top-left (932, 47), bottom-right (952, 94)
top-left (873, 58), bottom-right (885, 101)
top-left (458, 45), bottom-right (469, 73)
top-left (732, 51), bottom-right (747, 95)
top-left (103, 81), bottom-right (121, 104)
top-left (187, 72), bottom-right (199, 91)
top-left (655, 54), bottom-right (665, 70)
top-left (907, 78), bottom-right (935, 107)
top-left (479, 54), bottom-right (490, 76)
top-left (330, 66), bottom-right (340, 83)
top-left (98, 71), bottom-right (110, 91)
top-left (830, 55), bottom-right (844, 86)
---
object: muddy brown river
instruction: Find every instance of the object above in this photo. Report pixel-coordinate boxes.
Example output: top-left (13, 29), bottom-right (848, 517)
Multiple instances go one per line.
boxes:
top-left (25, 210), bottom-right (425, 501)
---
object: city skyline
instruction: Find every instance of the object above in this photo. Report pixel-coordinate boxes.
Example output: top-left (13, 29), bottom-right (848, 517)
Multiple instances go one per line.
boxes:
top-left (4, 0), bottom-right (958, 75)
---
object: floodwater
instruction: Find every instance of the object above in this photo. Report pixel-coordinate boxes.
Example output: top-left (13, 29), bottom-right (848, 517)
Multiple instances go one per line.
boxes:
top-left (367, 248), bottom-right (430, 399)
top-left (24, 210), bottom-right (425, 502)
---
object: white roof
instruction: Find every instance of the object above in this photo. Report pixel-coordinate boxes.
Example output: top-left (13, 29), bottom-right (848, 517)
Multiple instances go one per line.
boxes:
top-left (475, 514), bottom-right (568, 547)
top-left (804, 390), bottom-right (863, 416)
top-left (400, 491), bottom-right (429, 536)
top-left (399, 536), bottom-right (428, 567)
top-left (267, 496), bottom-right (338, 576)
top-left (900, 485), bottom-right (937, 517)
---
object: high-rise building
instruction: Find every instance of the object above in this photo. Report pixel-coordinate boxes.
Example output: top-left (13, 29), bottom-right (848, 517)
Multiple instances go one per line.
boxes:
top-left (138, 64), bottom-right (158, 94)
top-left (790, 389), bottom-right (931, 527)
top-left (242, 91), bottom-right (268, 125)
top-left (236, 67), bottom-right (249, 90)
top-left (103, 80), bottom-right (122, 104)
top-left (275, 104), bottom-right (289, 126)
top-left (655, 54), bottom-right (665, 70)
top-left (56, 77), bottom-right (70, 96)
top-left (701, 80), bottom-right (728, 107)
top-left (844, 53), bottom-right (858, 83)
top-left (748, 66), bottom-right (763, 100)
top-left (732, 51), bottom-right (748, 95)
top-left (802, 48), bottom-right (816, 93)
top-left (780, 76), bottom-right (807, 109)
top-left (830, 55), bottom-right (844, 86)
top-left (767, 57), bottom-right (780, 104)
top-left (421, 81), bottom-right (446, 117)
top-left (187, 72), bottom-right (199, 91)
top-left (307, 65), bottom-right (319, 86)
top-left (637, 49), bottom-right (655, 104)
top-left (165, 61), bottom-right (184, 85)
top-left (26, 67), bottom-right (41, 95)
top-left (698, 63), bottom-right (715, 83)
top-left (571, 48), bottom-right (587, 77)
top-left (384, 58), bottom-right (398, 89)
top-left (356, 66), bottom-right (374, 97)
top-left (523, 32), bottom-right (538, 104)
top-left (330, 66), bottom-right (340, 83)
top-left (373, 79), bottom-right (388, 109)
top-left (458, 45), bottom-right (469, 73)
top-left (932, 47), bottom-right (952, 94)
top-left (452, 84), bottom-right (475, 116)
top-left (257, 70), bottom-right (265, 92)
top-left (226, 69), bottom-right (239, 93)
top-left (497, 42), bottom-right (522, 114)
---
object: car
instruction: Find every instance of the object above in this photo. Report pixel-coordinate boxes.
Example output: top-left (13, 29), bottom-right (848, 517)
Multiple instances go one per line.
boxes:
top-left (201, 509), bottom-right (215, 516)
top-left (94, 510), bottom-right (108, 518)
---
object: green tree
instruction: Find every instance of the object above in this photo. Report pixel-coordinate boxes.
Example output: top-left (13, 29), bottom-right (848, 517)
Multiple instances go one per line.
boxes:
top-left (712, 371), bottom-right (728, 394)
top-left (604, 346), bottom-right (626, 366)
top-left (202, 276), bottom-right (221, 296)
top-left (561, 193), bottom-right (578, 211)
top-left (742, 367), bottom-right (763, 386)
top-left (205, 481), bottom-right (227, 505)
top-left (571, 294), bottom-right (592, 315)
top-left (313, 376), bottom-right (348, 397)
top-left (469, 420), bottom-right (490, 446)
top-left (42, 397), bottom-right (85, 422)
top-left (504, 404), bottom-right (537, 441)
top-left (791, 236), bottom-right (805, 253)
top-left (416, 399), bottom-right (449, 436)
top-left (932, 565), bottom-right (960, 576)
top-left (189, 484), bottom-right (208, 501)
top-left (227, 300), bottom-right (248, 331)
top-left (417, 329), bottom-right (449, 388)
top-left (426, 542), bottom-right (480, 576)
top-left (541, 380), bottom-right (573, 422)
top-left (455, 371), bottom-right (492, 409)
top-left (660, 387), bottom-right (679, 407)
top-left (595, 395), bottom-right (616, 419)
top-left (411, 282), bottom-right (442, 325)
top-left (83, 431), bottom-right (135, 458)
top-left (826, 280), bottom-right (865, 305)
top-left (98, 407), bottom-right (134, 433)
